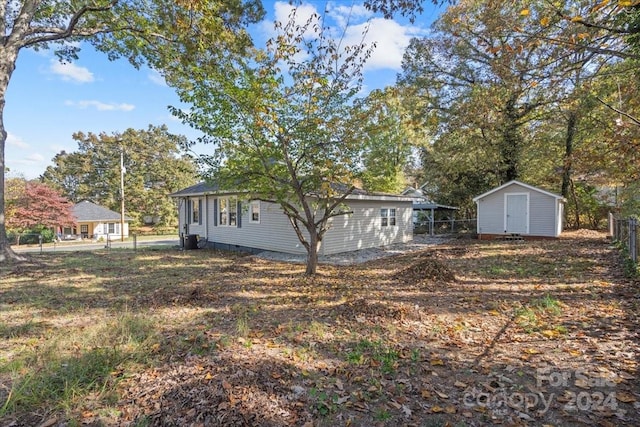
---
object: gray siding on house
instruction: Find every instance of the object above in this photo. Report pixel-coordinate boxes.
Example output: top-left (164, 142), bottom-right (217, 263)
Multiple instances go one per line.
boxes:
top-left (210, 200), bottom-right (307, 254)
top-left (322, 200), bottom-right (413, 255)
top-left (175, 193), bottom-right (413, 254)
top-left (476, 182), bottom-right (562, 237)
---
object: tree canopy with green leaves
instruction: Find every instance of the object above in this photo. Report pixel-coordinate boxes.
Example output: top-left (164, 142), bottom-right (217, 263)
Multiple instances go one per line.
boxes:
top-left (356, 87), bottom-right (427, 194)
top-left (41, 125), bottom-right (197, 228)
top-left (399, 0), bottom-right (639, 220)
top-left (0, 0), bottom-right (264, 261)
top-left (171, 8), bottom-right (374, 275)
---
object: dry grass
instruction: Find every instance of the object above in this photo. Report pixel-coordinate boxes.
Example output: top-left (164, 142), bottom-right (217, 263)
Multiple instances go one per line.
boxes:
top-left (0, 231), bottom-right (639, 426)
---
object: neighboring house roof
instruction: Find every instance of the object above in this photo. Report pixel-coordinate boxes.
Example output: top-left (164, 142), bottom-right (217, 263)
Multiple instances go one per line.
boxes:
top-left (73, 200), bottom-right (132, 222)
top-left (401, 186), bottom-right (458, 210)
top-left (170, 181), bottom-right (413, 202)
top-left (472, 180), bottom-right (566, 203)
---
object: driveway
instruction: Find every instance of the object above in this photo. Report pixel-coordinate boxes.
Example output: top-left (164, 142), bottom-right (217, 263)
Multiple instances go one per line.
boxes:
top-left (11, 236), bottom-right (180, 254)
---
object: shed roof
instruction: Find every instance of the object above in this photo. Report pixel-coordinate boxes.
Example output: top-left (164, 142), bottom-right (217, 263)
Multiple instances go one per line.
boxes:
top-left (73, 200), bottom-right (132, 222)
top-left (472, 180), bottom-right (565, 203)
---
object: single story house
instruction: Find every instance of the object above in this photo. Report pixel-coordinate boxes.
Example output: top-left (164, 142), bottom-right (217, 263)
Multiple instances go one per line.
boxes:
top-left (473, 180), bottom-right (565, 239)
top-left (61, 200), bottom-right (131, 240)
top-left (170, 182), bottom-right (414, 255)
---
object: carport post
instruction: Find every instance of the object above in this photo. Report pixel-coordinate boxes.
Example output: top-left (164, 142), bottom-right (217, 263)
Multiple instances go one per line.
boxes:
top-left (430, 207), bottom-right (435, 237)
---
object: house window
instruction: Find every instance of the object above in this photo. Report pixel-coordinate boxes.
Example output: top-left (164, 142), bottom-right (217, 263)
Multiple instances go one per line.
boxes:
top-left (80, 225), bottom-right (88, 234)
top-left (191, 199), bottom-right (200, 224)
top-left (219, 196), bottom-right (238, 227)
top-left (250, 201), bottom-right (260, 223)
top-left (381, 208), bottom-right (397, 227)
top-left (104, 223), bottom-right (120, 234)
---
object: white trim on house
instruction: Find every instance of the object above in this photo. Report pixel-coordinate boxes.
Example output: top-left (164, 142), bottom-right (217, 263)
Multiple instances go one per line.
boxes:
top-left (249, 200), bottom-right (261, 224)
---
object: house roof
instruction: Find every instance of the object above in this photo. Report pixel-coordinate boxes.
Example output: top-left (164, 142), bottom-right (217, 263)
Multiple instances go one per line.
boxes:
top-left (169, 181), bottom-right (221, 197)
top-left (472, 180), bottom-right (565, 203)
top-left (73, 200), bottom-right (132, 222)
top-left (170, 181), bottom-right (413, 202)
top-left (401, 186), bottom-right (458, 210)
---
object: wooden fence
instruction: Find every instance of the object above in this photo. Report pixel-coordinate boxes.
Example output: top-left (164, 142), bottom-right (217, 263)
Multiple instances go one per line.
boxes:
top-left (610, 214), bottom-right (639, 263)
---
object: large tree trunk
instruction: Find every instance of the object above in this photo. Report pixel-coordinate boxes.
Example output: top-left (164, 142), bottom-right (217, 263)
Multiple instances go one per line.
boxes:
top-left (561, 112), bottom-right (577, 199)
top-left (304, 230), bottom-right (322, 276)
top-left (500, 98), bottom-right (522, 182)
top-left (0, 47), bottom-right (24, 262)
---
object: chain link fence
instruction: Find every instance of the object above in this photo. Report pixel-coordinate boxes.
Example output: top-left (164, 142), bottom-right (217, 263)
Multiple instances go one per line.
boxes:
top-left (414, 219), bottom-right (477, 237)
top-left (610, 214), bottom-right (638, 264)
top-left (7, 233), bottom-right (45, 246)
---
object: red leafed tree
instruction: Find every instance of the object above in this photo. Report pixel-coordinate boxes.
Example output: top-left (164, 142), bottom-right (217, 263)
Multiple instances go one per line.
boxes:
top-left (6, 181), bottom-right (75, 231)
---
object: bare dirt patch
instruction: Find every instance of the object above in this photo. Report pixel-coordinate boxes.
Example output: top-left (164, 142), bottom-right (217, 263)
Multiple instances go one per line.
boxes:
top-left (1, 231), bottom-right (638, 426)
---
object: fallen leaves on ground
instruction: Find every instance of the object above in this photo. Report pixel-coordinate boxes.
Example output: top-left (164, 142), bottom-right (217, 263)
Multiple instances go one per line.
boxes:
top-left (0, 231), bottom-right (638, 426)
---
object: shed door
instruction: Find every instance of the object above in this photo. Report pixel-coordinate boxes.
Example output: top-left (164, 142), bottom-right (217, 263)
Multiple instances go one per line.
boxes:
top-left (505, 194), bottom-right (528, 234)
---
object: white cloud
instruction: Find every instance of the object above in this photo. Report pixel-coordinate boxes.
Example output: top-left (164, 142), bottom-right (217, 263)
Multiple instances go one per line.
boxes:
top-left (25, 153), bottom-right (45, 162)
top-left (6, 132), bottom-right (29, 149)
top-left (327, 3), bottom-right (373, 29)
top-left (345, 18), bottom-right (426, 71)
top-left (50, 59), bottom-right (94, 83)
top-left (64, 100), bottom-right (135, 111)
top-left (274, 1), bottom-right (318, 29)
top-left (258, 2), bottom-right (428, 75)
top-left (148, 69), bottom-right (167, 86)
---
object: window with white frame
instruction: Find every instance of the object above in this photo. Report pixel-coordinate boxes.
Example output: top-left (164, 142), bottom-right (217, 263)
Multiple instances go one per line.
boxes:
top-left (191, 199), bottom-right (200, 224)
top-left (103, 223), bottom-right (120, 234)
top-left (219, 196), bottom-right (238, 227)
top-left (250, 200), bottom-right (260, 223)
top-left (380, 208), bottom-right (397, 227)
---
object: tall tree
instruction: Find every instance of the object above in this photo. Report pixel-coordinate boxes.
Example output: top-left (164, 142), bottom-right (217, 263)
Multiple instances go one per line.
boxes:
top-left (400, 0), bottom-right (561, 203)
top-left (171, 7), bottom-right (373, 275)
top-left (42, 125), bottom-right (197, 227)
top-left (357, 87), bottom-right (426, 193)
top-left (0, 0), bottom-right (264, 261)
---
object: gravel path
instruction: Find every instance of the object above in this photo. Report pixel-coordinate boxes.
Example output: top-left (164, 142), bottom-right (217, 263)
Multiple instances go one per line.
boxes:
top-left (253, 234), bottom-right (453, 265)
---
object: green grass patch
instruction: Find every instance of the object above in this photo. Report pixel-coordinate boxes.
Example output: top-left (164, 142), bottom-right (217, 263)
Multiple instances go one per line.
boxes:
top-left (0, 312), bottom-right (158, 418)
top-left (515, 294), bottom-right (564, 334)
top-left (346, 339), bottom-right (399, 374)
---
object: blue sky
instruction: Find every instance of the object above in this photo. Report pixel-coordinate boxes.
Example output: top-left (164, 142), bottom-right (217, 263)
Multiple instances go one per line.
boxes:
top-left (5, 1), bottom-right (442, 179)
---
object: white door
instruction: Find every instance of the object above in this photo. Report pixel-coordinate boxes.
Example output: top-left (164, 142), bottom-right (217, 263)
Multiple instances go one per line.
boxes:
top-left (505, 194), bottom-right (528, 234)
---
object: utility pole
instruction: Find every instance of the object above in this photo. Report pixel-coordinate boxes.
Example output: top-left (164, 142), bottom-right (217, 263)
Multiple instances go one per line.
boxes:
top-left (120, 146), bottom-right (125, 242)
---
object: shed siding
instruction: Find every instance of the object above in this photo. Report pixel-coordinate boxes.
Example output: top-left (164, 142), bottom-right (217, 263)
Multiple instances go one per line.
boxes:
top-left (477, 182), bottom-right (561, 237)
top-left (529, 190), bottom-right (556, 237)
top-left (477, 188), bottom-right (505, 234)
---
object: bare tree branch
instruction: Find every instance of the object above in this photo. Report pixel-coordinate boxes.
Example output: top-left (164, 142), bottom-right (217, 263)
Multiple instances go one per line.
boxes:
top-left (596, 96), bottom-right (640, 126)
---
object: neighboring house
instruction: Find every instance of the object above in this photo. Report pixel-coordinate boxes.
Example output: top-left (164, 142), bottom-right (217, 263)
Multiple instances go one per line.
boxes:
top-left (401, 185), bottom-right (458, 235)
top-left (473, 180), bottom-right (565, 239)
top-left (170, 182), bottom-right (414, 255)
top-left (62, 200), bottom-right (131, 240)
